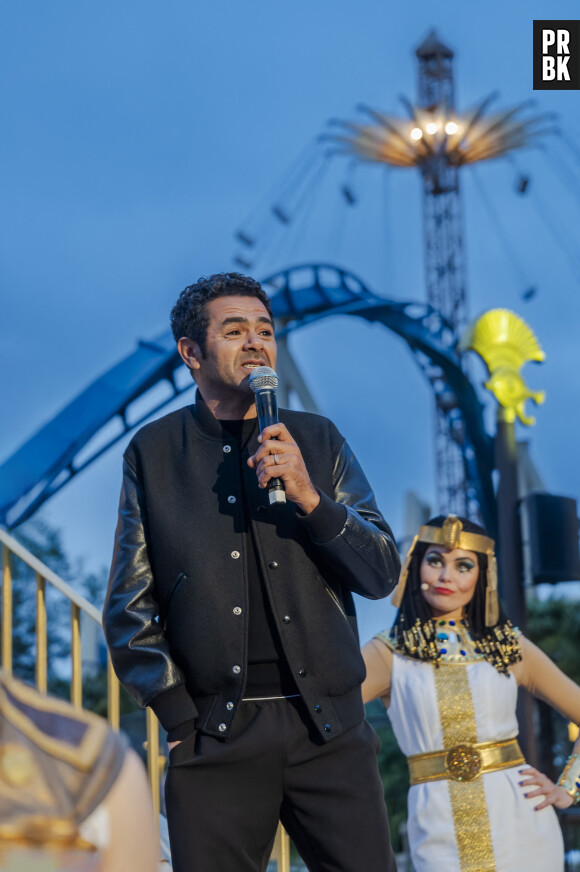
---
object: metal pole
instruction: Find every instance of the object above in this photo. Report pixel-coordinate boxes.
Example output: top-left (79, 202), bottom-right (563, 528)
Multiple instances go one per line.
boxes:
top-left (35, 573), bottom-right (48, 692)
top-left (71, 603), bottom-right (82, 708)
top-left (271, 824), bottom-right (291, 872)
top-left (1, 545), bottom-right (12, 673)
top-left (495, 412), bottom-right (536, 762)
top-left (146, 707), bottom-right (162, 845)
top-left (107, 654), bottom-right (120, 731)
top-left (495, 415), bottom-right (526, 626)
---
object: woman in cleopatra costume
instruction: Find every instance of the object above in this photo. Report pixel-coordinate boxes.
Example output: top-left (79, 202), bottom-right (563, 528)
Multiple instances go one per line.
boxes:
top-left (362, 515), bottom-right (580, 872)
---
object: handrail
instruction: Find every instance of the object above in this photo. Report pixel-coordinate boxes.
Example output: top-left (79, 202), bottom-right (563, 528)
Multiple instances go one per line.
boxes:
top-left (0, 527), bottom-right (160, 817)
top-left (0, 528), bottom-right (102, 621)
top-left (0, 526), bottom-right (290, 869)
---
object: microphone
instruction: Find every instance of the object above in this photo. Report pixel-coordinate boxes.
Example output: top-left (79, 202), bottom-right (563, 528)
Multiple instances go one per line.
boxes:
top-left (248, 366), bottom-right (286, 505)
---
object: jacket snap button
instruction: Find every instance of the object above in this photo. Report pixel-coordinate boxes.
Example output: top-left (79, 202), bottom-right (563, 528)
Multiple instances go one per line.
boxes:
top-left (232, 665), bottom-right (241, 674)
top-left (218, 723), bottom-right (227, 732)
top-left (231, 551), bottom-right (240, 559)
top-left (227, 495), bottom-right (236, 504)
top-left (324, 724), bottom-right (331, 733)
top-left (268, 561), bottom-right (278, 570)
top-left (233, 606), bottom-right (242, 615)
top-left (282, 616), bottom-right (291, 624)
top-left (226, 702), bottom-right (234, 711)
top-left (223, 445), bottom-right (232, 453)
top-left (314, 705), bottom-right (321, 713)
top-left (257, 505), bottom-right (266, 513)
top-left (298, 668), bottom-right (307, 677)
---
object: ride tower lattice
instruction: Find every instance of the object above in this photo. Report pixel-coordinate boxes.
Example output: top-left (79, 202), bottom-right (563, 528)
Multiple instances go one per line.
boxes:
top-left (417, 32), bottom-right (469, 516)
top-left (329, 29), bottom-right (550, 518)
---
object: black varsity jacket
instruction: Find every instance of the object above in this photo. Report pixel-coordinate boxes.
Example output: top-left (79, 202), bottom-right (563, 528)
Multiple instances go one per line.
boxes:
top-left (103, 392), bottom-right (400, 742)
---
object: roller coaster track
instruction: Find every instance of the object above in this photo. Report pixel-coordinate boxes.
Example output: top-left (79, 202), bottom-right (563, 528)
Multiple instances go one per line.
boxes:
top-left (0, 265), bottom-right (495, 534)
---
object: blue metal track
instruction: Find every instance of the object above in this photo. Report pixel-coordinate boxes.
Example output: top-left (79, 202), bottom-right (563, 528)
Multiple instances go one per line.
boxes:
top-left (0, 265), bottom-right (495, 533)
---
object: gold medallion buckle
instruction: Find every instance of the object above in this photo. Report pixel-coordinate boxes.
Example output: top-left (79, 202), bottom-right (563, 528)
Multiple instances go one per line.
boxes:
top-left (445, 744), bottom-right (483, 782)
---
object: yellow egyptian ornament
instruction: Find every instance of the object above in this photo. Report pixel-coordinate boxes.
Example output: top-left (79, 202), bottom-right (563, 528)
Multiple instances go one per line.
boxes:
top-left (459, 309), bottom-right (545, 426)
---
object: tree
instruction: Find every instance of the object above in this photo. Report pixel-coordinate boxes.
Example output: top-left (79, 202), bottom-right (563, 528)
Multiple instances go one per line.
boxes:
top-left (4, 518), bottom-right (138, 720)
top-left (366, 700), bottom-right (409, 853)
top-left (526, 596), bottom-right (580, 779)
top-left (7, 520), bottom-right (71, 687)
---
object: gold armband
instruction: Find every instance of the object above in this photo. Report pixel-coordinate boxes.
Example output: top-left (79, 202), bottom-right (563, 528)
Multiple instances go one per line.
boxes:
top-left (557, 752), bottom-right (580, 806)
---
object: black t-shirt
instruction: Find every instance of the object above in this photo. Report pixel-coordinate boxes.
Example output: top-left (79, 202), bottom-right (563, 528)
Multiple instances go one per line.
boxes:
top-left (219, 418), bottom-right (297, 698)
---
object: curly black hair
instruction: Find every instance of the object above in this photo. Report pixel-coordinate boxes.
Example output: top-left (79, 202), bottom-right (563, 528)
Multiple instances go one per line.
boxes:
top-left (170, 273), bottom-right (274, 357)
top-left (390, 515), bottom-right (521, 673)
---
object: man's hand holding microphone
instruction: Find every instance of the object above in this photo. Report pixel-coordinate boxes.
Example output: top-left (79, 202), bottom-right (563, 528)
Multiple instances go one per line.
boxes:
top-left (247, 366), bottom-right (320, 515)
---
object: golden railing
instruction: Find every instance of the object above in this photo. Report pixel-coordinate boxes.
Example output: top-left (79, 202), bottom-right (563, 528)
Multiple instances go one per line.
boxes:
top-left (0, 527), bottom-right (290, 869)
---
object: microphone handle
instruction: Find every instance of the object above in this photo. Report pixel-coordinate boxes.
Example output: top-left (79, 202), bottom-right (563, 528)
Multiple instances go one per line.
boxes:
top-left (255, 389), bottom-right (286, 505)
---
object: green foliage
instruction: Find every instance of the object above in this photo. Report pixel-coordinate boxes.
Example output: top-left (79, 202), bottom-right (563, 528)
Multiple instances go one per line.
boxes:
top-left (6, 521), bottom-right (71, 687)
top-left (526, 595), bottom-right (580, 777)
top-left (81, 669), bottom-right (140, 718)
top-left (526, 596), bottom-right (580, 686)
top-left (367, 700), bottom-right (409, 853)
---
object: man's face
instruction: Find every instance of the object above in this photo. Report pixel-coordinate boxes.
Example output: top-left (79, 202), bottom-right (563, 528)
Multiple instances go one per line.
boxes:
top-left (182, 295), bottom-right (277, 400)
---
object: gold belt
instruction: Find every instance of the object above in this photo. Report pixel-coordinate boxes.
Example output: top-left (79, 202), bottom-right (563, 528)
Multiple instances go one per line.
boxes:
top-left (408, 737), bottom-right (524, 784)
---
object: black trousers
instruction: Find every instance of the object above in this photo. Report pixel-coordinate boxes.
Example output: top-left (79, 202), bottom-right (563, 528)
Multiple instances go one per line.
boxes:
top-left (165, 696), bottom-right (397, 872)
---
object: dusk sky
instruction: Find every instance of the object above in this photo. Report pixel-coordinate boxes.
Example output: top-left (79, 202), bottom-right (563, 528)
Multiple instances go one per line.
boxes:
top-left (1, 2), bottom-right (579, 641)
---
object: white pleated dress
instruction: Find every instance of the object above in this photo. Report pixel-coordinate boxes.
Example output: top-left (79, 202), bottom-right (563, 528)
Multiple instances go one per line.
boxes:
top-left (387, 649), bottom-right (564, 872)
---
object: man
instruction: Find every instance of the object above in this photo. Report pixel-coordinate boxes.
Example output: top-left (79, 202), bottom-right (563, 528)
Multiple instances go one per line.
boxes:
top-left (104, 273), bottom-right (400, 872)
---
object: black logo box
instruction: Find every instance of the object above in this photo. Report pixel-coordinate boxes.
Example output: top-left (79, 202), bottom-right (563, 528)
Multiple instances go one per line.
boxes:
top-left (533, 20), bottom-right (580, 90)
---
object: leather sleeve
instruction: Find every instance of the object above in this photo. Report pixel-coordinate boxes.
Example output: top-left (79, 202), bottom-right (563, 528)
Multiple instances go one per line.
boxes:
top-left (301, 438), bottom-right (400, 599)
top-left (103, 459), bottom-right (198, 726)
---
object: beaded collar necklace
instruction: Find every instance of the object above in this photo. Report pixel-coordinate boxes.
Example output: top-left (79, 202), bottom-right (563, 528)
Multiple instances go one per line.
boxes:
top-left (382, 616), bottom-right (521, 673)
top-left (433, 618), bottom-right (486, 663)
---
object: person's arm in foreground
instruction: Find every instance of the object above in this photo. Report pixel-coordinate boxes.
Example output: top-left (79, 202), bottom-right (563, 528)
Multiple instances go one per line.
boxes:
top-left (100, 748), bottom-right (159, 872)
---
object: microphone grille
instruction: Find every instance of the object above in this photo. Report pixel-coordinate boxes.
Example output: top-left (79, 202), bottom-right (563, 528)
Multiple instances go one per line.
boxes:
top-left (249, 366), bottom-right (279, 392)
